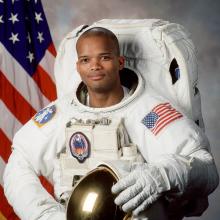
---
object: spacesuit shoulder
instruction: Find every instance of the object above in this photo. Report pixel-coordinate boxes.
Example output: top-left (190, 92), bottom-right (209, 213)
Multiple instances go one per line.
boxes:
top-left (12, 97), bottom-right (68, 149)
top-left (139, 97), bottom-right (209, 157)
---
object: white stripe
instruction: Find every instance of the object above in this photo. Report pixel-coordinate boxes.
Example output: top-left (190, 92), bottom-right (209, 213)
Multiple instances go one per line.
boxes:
top-left (0, 100), bottom-right (22, 141)
top-left (0, 157), bottom-right (5, 187)
top-left (0, 43), bottom-right (51, 111)
top-left (39, 50), bottom-right (55, 82)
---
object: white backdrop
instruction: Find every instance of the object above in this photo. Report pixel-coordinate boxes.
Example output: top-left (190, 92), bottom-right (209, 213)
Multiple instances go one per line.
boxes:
top-left (42, 0), bottom-right (220, 219)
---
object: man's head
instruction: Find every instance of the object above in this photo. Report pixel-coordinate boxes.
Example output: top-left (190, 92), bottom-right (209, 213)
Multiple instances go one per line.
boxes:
top-left (76, 27), bottom-right (124, 94)
top-left (76, 27), bottom-right (120, 56)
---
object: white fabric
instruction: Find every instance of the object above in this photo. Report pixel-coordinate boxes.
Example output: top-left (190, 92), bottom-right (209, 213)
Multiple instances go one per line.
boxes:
top-left (53, 158), bottom-right (72, 203)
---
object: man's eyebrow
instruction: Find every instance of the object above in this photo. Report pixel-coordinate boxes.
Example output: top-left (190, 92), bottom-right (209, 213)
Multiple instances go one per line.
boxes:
top-left (78, 52), bottom-right (113, 59)
top-left (78, 55), bottom-right (89, 59)
top-left (99, 52), bottom-right (112, 55)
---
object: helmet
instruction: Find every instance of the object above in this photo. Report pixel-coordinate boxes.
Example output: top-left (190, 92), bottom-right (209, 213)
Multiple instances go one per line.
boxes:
top-left (66, 165), bottom-right (131, 220)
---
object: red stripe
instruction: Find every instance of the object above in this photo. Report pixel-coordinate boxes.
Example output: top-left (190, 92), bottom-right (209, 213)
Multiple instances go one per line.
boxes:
top-left (0, 129), bottom-right (12, 163)
top-left (0, 71), bottom-right (36, 124)
top-left (39, 176), bottom-right (54, 196)
top-left (47, 43), bottom-right (57, 57)
top-left (154, 115), bottom-right (183, 135)
top-left (155, 104), bottom-right (173, 115)
top-left (0, 186), bottom-right (20, 220)
top-left (157, 108), bottom-right (176, 117)
top-left (32, 65), bottom-right (57, 102)
top-left (153, 103), bottom-right (169, 112)
top-left (153, 112), bottom-right (181, 133)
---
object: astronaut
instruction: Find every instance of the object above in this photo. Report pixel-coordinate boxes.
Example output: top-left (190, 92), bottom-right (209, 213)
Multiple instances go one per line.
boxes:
top-left (3, 19), bottom-right (219, 220)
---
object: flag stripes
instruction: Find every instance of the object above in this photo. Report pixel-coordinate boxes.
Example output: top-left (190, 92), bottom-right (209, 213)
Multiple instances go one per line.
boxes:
top-left (0, 70), bottom-right (36, 124)
top-left (39, 47), bottom-right (56, 80)
top-left (47, 43), bottom-right (57, 57)
top-left (0, 186), bottom-right (19, 220)
top-left (33, 65), bottom-right (56, 101)
top-left (0, 130), bottom-right (12, 163)
top-left (0, 101), bottom-right (23, 141)
top-left (151, 103), bottom-right (183, 135)
top-left (0, 1), bottom-right (57, 219)
top-left (142, 103), bottom-right (183, 135)
top-left (0, 157), bottom-right (6, 186)
top-left (0, 43), bottom-right (52, 111)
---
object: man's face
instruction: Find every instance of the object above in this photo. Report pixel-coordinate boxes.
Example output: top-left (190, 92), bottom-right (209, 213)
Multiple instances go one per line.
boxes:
top-left (76, 35), bottom-right (124, 93)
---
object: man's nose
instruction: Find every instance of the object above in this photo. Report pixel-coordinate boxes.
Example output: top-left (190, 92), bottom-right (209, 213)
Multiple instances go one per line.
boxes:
top-left (90, 59), bottom-right (101, 71)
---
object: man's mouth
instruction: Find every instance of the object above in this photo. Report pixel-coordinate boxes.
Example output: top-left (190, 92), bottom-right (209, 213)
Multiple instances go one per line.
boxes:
top-left (88, 73), bottom-right (105, 81)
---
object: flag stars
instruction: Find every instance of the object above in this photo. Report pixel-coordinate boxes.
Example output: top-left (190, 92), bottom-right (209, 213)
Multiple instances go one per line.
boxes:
top-left (0, 15), bottom-right (4, 24)
top-left (9, 13), bottom-right (19, 24)
top-left (27, 51), bottom-right (34, 63)
top-left (37, 32), bottom-right (44, 43)
top-left (12, 0), bottom-right (19, 4)
top-left (9, 32), bottom-right (20, 44)
top-left (35, 12), bottom-right (43, 24)
top-left (0, 0), bottom-right (4, 3)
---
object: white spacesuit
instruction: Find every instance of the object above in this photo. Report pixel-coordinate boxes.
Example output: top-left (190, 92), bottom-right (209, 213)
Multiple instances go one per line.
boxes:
top-left (3, 19), bottom-right (219, 220)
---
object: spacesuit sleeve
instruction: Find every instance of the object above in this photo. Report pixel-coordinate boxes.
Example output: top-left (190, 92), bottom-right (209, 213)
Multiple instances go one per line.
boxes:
top-left (139, 103), bottom-right (219, 216)
top-left (3, 104), bottom-right (66, 220)
top-left (152, 117), bottom-right (219, 197)
top-left (3, 149), bottom-right (65, 220)
top-left (148, 117), bottom-right (219, 216)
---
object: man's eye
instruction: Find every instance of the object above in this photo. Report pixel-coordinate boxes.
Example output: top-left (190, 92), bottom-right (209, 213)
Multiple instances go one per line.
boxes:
top-left (101, 56), bottom-right (111, 60)
top-left (80, 58), bottom-right (89, 63)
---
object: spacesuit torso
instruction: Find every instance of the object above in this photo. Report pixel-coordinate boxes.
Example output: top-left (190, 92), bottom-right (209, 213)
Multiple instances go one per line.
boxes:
top-left (7, 79), bottom-right (211, 220)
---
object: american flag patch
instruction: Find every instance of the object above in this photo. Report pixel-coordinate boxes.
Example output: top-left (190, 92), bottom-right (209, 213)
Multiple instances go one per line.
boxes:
top-left (142, 103), bottom-right (183, 135)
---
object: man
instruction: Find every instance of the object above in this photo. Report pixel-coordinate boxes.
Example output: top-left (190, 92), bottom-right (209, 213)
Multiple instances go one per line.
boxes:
top-left (75, 27), bottom-right (126, 108)
top-left (3, 27), bottom-right (219, 220)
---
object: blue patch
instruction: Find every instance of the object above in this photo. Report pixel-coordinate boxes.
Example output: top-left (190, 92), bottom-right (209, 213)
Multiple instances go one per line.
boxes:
top-left (175, 67), bottom-right (180, 79)
top-left (142, 112), bottom-right (159, 129)
top-left (33, 105), bottom-right (56, 127)
top-left (69, 132), bottom-right (90, 163)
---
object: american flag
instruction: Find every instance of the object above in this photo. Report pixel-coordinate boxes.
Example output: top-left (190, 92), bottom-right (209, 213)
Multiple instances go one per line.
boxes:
top-left (0, 0), bottom-right (56, 219)
top-left (142, 103), bottom-right (183, 135)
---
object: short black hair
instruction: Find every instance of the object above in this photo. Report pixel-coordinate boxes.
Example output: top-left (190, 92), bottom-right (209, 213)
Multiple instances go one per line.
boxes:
top-left (76, 27), bottom-right (120, 56)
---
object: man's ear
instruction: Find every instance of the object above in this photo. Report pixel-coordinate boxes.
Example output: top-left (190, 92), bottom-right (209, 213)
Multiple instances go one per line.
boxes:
top-left (118, 56), bottom-right (125, 70)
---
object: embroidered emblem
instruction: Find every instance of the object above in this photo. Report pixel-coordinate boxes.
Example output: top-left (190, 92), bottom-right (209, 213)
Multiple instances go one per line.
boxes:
top-left (33, 105), bottom-right (56, 127)
top-left (69, 132), bottom-right (90, 163)
top-left (142, 103), bottom-right (182, 135)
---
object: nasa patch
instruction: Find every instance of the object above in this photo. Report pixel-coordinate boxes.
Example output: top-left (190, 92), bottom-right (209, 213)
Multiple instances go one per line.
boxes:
top-left (33, 105), bottom-right (56, 127)
top-left (69, 132), bottom-right (90, 163)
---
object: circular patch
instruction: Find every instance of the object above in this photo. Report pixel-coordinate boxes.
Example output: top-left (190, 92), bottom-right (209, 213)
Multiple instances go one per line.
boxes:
top-left (69, 132), bottom-right (90, 163)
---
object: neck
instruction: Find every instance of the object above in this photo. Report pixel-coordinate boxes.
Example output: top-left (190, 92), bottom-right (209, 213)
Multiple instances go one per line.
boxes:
top-left (88, 86), bottom-right (124, 108)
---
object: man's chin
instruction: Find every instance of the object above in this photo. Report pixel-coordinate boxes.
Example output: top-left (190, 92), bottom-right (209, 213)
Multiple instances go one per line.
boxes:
top-left (88, 85), bottom-right (112, 94)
